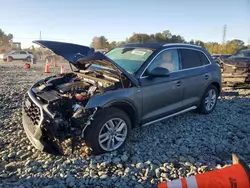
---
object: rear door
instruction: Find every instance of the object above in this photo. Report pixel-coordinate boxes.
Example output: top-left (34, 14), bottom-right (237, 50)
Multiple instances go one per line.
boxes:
top-left (19, 51), bottom-right (28, 59)
top-left (178, 48), bottom-right (211, 107)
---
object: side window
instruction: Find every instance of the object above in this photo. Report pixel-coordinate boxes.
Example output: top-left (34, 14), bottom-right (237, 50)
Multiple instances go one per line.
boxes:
top-left (180, 49), bottom-right (202, 69)
top-left (144, 49), bottom-right (179, 76)
top-left (20, 51), bottom-right (27, 54)
top-left (198, 52), bottom-right (210, 65)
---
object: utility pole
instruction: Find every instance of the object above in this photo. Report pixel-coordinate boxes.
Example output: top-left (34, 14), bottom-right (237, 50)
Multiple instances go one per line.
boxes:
top-left (222, 24), bottom-right (227, 44)
top-left (39, 31), bottom-right (43, 60)
top-left (222, 24), bottom-right (227, 53)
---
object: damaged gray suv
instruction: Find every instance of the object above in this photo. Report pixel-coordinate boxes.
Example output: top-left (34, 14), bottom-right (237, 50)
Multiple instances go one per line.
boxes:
top-left (22, 41), bottom-right (221, 155)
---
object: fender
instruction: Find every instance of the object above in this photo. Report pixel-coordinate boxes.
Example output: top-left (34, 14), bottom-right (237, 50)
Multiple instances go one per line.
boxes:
top-left (103, 99), bottom-right (140, 127)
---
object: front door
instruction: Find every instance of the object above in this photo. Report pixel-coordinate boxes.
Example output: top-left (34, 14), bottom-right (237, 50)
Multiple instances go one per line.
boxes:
top-left (139, 49), bottom-right (184, 124)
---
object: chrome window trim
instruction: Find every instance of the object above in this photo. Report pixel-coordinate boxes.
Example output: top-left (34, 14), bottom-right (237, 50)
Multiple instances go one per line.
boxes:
top-left (163, 43), bottom-right (201, 48)
top-left (139, 47), bottom-right (212, 79)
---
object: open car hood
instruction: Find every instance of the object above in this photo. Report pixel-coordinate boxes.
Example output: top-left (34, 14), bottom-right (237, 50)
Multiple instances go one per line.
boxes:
top-left (33, 40), bottom-right (138, 86)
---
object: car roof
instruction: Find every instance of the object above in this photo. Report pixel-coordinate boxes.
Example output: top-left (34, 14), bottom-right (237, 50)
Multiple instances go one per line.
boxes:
top-left (121, 42), bottom-right (202, 50)
top-left (239, 49), bottom-right (250, 52)
top-left (122, 42), bottom-right (166, 49)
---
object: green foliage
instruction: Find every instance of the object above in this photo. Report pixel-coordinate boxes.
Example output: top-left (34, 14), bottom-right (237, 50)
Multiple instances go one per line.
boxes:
top-left (0, 29), bottom-right (13, 53)
top-left (205, 39), bottom-right (246, 54)
top-left (91, 31), bottom-right (247, 54)
top-left (91, 30), bottom-right (188, 50)
top-left (109, 41), bottom-right (117, 49)
top-left (0, 29), bottom-right (14, 53)
top-left (0, 29), bottom-right (13, 44)
top-left (91, 36), bottom-right (109, 49)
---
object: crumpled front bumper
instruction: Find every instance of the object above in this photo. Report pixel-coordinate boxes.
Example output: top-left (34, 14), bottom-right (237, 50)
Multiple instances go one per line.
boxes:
top-left (22, 89), bottom-right (62, 154)
top-left (22, 85), bottom-right (98, 155)
top-left (22, 108), bottom-right (44, 151)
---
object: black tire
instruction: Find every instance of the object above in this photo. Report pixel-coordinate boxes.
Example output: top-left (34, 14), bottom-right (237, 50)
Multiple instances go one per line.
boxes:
top-left (26, 56), bottom-right (31, 62)
top-left (197, 84), bottom-right (218, 114)
top-left (7, 56), bottom-right (13, 62)
top-left (85, 107), bottom-right (131, 155)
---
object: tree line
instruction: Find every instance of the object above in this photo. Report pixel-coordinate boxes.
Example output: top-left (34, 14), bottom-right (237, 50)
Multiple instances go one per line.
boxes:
top-left (0, 29), bottom-right (13, 53)
top-left (91, 30), bottom-right (250, 55)
top-left (0, 28), bottom-right (249, 55)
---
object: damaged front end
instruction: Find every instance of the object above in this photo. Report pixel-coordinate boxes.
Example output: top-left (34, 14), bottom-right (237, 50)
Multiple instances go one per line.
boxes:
top-left (22, 40), bottom-right (137, 155)
top-left (22, 72), bottom-right (124, 155)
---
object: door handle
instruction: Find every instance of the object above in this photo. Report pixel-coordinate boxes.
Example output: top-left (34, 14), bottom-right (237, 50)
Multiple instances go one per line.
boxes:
top-left (175, 80), bottom-right (181, 87)
top-left (205, 74), bottom-right (209, 80)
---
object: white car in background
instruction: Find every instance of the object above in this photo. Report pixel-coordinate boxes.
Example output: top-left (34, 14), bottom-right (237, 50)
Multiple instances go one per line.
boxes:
top-left (3, 50), bottom-right (34, 62)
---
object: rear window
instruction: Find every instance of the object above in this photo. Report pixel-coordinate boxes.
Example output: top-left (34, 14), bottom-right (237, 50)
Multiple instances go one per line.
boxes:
top-left (234, 50), bottom-right (250, 57)
top-left (180, 49), bottom-right (202, 69)
top-left (198, 52), bottom-right (210, 65)
top-left (180, 49), bottom-right (210, 69)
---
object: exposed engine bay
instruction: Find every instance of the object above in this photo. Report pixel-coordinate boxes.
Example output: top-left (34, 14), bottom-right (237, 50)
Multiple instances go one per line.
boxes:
top-left (26, 71), bottom-right (132, 154)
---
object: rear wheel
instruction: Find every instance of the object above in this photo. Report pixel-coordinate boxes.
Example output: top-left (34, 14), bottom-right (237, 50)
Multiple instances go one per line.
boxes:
top-left (26, 56), bottom-right (31, 62)
top-left (197, 85), bottom-right (218, 114)
top-left (85, 107), bottom-right (131, 154)
top-left (7, 56), bottom-right (13, 62)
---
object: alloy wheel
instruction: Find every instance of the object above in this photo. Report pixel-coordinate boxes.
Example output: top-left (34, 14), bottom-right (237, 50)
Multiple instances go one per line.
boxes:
top-left (98, 118), bottom-right (128, 151)
top-left (204, 89), bottom-right (217, 111)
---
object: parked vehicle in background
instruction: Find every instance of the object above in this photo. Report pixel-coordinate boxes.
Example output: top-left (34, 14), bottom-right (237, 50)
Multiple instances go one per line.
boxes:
top-left (3, 50), bottom-right (34, 62)
top-left (212, 54), bottom-right (231, 61)
top-left (220, 49), bottom-right (250, 87)
top-left (0, 54), bottom-right (4, 60)
top-left (22, 40), bottom-right (221, 155)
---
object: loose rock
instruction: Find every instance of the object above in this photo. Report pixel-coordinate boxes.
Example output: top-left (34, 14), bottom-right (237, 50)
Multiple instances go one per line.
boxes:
top-left (0, 63), bottom-right (250, 187)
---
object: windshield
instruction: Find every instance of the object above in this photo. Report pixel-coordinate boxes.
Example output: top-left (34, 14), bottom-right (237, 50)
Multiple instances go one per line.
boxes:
top-left (234, 50), bottom-right (250, 57)
top-left (104, 47), bottom-right (154, 74)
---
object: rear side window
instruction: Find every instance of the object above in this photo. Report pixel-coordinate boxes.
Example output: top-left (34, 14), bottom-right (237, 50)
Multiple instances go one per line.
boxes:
top-left (180, 49), bottom-right (209, 69)
top-left (198, 52), bottom-right (210, 65)
top-left (20, 51), bottom-right (27, 54)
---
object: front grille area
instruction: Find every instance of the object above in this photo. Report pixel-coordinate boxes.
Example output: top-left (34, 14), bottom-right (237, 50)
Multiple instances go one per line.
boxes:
top-left (23, 94), bottom-right (41, 134)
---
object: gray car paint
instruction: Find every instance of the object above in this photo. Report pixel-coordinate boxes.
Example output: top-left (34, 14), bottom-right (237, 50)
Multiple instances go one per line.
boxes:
top-left (84, 44), bottom-right (221, 126)
top-left (22, 42), bottom-right (222, 154)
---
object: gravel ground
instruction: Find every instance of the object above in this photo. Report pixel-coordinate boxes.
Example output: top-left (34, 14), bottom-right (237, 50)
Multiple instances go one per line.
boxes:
top-left (0, 61), bottom-right (250, 188)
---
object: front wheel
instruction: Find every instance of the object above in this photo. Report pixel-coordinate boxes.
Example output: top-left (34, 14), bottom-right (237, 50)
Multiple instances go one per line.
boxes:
top-left (197, 85), bottom-right (218, 114)
top-left (85, 107), bottom-right (131, 154)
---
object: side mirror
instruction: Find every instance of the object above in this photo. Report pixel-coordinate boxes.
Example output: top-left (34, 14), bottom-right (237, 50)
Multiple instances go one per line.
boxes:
top-left (215, 59), bottom-right (220, 64)
top-left (148, 67), bottom-right (170, 78)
